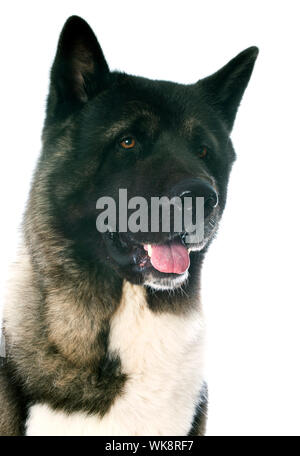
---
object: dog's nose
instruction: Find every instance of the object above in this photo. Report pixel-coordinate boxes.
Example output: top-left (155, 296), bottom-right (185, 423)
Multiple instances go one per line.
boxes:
top-left (170, 178), bottom-right (218, 218)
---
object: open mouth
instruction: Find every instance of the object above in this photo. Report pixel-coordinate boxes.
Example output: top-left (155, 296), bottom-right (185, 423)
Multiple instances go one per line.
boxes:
top-left (103, 231), bottom-right (192, 278)
top-left (143, 239), bottom-right (190, 274)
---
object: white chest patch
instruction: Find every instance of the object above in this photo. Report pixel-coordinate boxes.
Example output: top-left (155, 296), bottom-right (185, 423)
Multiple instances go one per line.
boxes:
top-left (26, 282), bottom-right (205, 436)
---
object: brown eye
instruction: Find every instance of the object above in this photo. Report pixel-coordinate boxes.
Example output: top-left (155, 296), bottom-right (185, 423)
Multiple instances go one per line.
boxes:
top-left (199, 146), bottom-right (208, 158)
top-left (120, 137), bottom-right (136, 149)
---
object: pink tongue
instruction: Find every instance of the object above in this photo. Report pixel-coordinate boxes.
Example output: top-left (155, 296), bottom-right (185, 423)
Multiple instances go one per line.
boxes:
top-left (149, 242), bottom-right (190, 274)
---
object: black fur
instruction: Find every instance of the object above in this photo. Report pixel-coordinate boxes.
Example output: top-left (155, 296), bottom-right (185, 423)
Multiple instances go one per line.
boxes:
top-left (0, 16), bottom-right (258, 435)
top-left (188, 382), bottom-right (208, 436)
top-left (39, 16), bottom-right (257, 297)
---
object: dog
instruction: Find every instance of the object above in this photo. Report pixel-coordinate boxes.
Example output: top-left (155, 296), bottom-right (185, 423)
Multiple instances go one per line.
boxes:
top-left (0, 16), bottom-right (258, 436)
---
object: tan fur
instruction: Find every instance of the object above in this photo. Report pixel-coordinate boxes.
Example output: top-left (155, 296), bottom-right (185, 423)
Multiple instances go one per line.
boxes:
top-left (26, 281), bottom-right (206, 436)
top-left (0, 370), bottom-right (23, 436)
top-left (45, 289), bottom-right (107, 366)
top-left (3, 244), bottom-right (126, 423)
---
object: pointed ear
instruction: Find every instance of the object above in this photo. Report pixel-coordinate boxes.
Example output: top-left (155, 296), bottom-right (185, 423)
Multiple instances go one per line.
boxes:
top-left (48, 16), bottom-right (110, 118)
top-left (201, 47), bottom-right (259, 131)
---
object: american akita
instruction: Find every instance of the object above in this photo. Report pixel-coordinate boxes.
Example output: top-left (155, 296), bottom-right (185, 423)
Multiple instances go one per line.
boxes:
top-left (0, 16), bottom-right (258, 435)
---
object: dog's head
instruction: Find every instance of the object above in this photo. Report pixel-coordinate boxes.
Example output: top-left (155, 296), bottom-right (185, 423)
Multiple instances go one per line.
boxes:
top-left (31, 16), bottom-right (258, 291)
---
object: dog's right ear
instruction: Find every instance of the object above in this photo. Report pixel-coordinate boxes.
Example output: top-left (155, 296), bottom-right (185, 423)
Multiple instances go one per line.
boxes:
top-left (47, 16), bottom-right (110, 119)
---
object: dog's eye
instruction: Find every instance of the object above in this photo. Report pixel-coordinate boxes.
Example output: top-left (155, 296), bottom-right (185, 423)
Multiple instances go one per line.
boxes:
top-left (120, 137), bottom-right (136, 149)
top-left (198, 146), bottom-right (208, 158)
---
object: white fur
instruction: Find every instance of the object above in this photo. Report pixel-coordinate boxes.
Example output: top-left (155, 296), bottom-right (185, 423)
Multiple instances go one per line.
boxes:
top-left (144, 270), bottom-right (189, 290)
top-left (26, 281), bottom-right (205, 436)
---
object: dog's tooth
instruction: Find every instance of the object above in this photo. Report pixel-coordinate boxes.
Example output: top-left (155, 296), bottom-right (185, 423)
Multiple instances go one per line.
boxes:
top-left (148, 244), bottom-right (152, 257)
top-left (188, 248), bottom-right (191, 253)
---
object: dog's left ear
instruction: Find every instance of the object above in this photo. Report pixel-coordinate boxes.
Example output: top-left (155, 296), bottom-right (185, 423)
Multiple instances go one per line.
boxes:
top-left (201, 47), bottom-right (259, 131)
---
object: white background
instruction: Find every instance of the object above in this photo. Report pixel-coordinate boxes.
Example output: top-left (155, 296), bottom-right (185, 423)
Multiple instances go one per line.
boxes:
top-left (1, 0), bottom-right (300, 436)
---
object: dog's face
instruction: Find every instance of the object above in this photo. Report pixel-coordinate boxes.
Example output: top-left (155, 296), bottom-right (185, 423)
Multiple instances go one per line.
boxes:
top-left (39, 16), bottom-right (257, 290)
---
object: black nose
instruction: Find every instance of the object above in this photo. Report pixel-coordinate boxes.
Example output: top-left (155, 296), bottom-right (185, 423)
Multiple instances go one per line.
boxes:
top-left (170, 178), bottom-right (218, 218)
